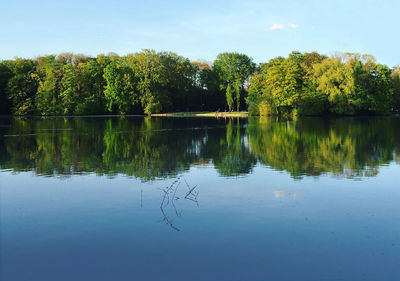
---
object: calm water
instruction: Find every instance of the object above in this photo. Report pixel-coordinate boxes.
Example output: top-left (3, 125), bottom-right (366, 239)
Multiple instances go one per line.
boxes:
top-left (1, 116), bottom-right (400, 281)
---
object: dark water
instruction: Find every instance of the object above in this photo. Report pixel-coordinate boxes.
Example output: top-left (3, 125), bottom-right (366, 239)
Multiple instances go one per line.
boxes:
top-left (1, 116), bottom-right (399, 281)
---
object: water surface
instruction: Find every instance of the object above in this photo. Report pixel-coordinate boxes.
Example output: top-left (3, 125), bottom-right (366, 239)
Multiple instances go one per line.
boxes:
top-left (1, 116), bottom-right (400, 281)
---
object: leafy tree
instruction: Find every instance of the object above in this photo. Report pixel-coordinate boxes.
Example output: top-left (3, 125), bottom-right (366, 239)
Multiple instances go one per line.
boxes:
top-left (6, 58), bottom-right (38, 115)
top-left (301, 52), bottom-right (328, 78)
top-left (0, 62), bottom-right (13, 114)
top-left (35, 55), bottom-right (64, 115)
top-left (391, 67), bottom-right (400, 111)
top-left (213, 53), bottom-right (256, 111)
top-left (312, 58), bottom-right (356, 115)
top-left (192, 61), bottom-right (225, 111)
top-left (61, 63), bottom-right (80, 114)
top-left (296, 52), bottom-right (329, 115)
top-left (126, 50), bottom-right (168, 114)
top-left (247, 53), bottom-right (304, 115)
top-left (78, 55), bottom-right (111, 114)
top-left (159, 52), bottom-right (197, 111)
top-left (103, 60), bottom-right (138, 114)
top-left (247, 72), bottom-right (270, 116)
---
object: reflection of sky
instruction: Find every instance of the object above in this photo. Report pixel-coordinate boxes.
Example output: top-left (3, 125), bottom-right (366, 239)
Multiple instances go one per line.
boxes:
top-left (272, 189), bottom-right (299, 200)
top-left (1, 163), bottom-right (400, 280)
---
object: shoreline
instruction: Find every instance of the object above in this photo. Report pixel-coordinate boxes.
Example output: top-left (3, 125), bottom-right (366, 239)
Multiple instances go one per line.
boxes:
top-left (1, 112), bottom-right (399, 118)
top-left (151, 112), bottom-right (249, 117)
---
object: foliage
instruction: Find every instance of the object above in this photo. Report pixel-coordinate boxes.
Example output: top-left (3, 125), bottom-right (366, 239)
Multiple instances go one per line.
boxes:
top-left (5, 58), bottom-right (38, 115)
top-left (392, 67), bottom-right (400, 111)
top-left (35, 55), bottom-right (64, 115)
top-left (213, 53), bottom-right (256, 111)
top-left (103, 60), bottom-right (138, 114)
top-left (248, 51), bottom-right (397, 116)
top-left (0, 50), bottom-right (397, 116)
top-left (126, 50), bottom-right (167, 114)
top-left (0, 62), bottom-right (13, 114)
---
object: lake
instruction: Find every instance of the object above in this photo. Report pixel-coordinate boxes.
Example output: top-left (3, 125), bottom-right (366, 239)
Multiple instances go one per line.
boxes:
top-left (1, 116), bottom-right (399, 281)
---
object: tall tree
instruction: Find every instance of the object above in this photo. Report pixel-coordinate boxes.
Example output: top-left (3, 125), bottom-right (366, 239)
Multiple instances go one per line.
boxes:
top-left (6, 58), bottom-right (38, 115)
top-left (35, 55), bottom-right (64, 115)
top-left (159, 52), bottom-right (197, 111)
top-left (312, 58), bottom-right (356, 115)
top-left (192, 61), bottom-right (225, 111)
top-left (213, 53), bottom-right (256, 111)
top-left (247, 53), bottom-right (304, 115)
top-left (126, 50), bottom-right (167, 114)
top-left (392, 67), bottom-right (400, 111)
top-left (0, 62), bottom-right (13, 114)
top-left (103, 59), bottom-right (138, 114)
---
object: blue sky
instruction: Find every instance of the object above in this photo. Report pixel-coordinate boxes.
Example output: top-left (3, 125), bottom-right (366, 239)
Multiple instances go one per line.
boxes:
top-left (1, 0), bottom-right (399, 66)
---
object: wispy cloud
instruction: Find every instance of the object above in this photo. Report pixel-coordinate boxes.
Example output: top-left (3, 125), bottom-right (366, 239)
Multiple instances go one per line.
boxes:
top-left (267, 23), bottom-right (285, 31)
top-left (267, 23), bottom-right (300, 31)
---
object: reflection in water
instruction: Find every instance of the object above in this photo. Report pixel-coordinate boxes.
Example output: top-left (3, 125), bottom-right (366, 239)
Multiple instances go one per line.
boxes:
top-left (2, 117), bottom-right (400, 281)
top-left (158, 177), bottom-right (199, 231)
top-left (0, 116), bottom-right (399, 179)
top-left (248, 117), bottom-right (400, 178)
top-left (272, 189), bottom-right (299, 200)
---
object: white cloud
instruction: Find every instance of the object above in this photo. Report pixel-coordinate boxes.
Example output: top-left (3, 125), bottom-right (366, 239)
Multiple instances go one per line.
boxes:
top-left (267, 23), bottom-right (285, 31)
top-left (267, 23), bottom-right (300, 31)
top-left (288, 23), bottom-right (299, 29)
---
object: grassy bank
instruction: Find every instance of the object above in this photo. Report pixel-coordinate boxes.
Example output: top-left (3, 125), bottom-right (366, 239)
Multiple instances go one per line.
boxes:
top-left (151, 111), bottom-right (249, 117)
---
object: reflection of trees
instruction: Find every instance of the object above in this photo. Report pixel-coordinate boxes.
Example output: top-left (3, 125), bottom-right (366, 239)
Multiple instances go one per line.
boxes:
top-left (0, 116), bottom-right (400, 180)
top-left (246, 117), bottom-right (400, 178)
top-left (0, 117), bottom-right (206, 179)
top-left (101, 117), bottom-right (200, 180)
top-left (200, 118), bottom-right (256, 176)
top-left (1, 118), bottom-right (106, 176)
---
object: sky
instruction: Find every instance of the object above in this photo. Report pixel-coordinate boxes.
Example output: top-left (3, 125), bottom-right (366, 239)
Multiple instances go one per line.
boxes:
top-left (0, 0), bottom-right (399, 66)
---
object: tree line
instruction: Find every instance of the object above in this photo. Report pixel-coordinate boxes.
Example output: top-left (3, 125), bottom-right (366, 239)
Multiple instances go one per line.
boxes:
top-left (248, 52), bottom-right (400, 116)
top-left (0, 50), bottom-right (399, 116)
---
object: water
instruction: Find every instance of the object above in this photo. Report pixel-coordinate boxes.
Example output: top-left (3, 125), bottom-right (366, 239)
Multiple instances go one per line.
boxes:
top-left (1, 116), bottom-right (399, 281)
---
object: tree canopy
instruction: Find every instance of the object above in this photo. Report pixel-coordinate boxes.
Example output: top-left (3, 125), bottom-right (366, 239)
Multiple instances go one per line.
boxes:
top-left (0, 50), bottom-right (398, 116)
top-left (213, 52), bottom-right (256, 111)
top-left (248, 52), bottom-right (399, 116)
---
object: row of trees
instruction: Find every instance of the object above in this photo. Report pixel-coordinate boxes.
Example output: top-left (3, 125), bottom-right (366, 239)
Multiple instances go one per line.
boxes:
top-left (0, 50), bottom-right (399, 116)
top-left (248, 52), bottom-right (400, 116)
top-left (0, 51), bottom-right (253, 115)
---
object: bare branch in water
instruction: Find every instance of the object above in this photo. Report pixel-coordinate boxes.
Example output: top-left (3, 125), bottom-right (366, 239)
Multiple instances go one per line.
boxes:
top-left (158, 177), bottom-right (199, 231)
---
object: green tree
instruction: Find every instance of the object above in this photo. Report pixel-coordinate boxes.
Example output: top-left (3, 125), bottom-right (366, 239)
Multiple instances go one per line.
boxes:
top-left (35, 55), bottom-right (64, 115)
top-left (6, 58), bottom-right (38, 115)
top-left (0, 62), bottom-right (13, 114)
top-left (247, 53), bottom-right (304, 115)
top-left (391, 67), bottom-right (400, 111)
top-left (103, 60), bottom-right (138, 114)
top-left (61, 63), bottom-right (80, 114)
top-left (312, 58), bottom-right (356, 115)
top-left (296, 52), bottom-right (329, 115)
top-left (158, 52), bottom-right (198, 111)
top-left (213, 53), bottom-right (256, 111)
top-left (192, 61), bottom-right (225, 111)
top-left (126, 50), bottom-right (167, 114)
top-left (78, 55), bottom-right (111, 114)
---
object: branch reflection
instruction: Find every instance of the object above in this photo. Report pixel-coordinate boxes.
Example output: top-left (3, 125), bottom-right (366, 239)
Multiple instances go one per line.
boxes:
top-left (158, 177), bottom-right (199, 231)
